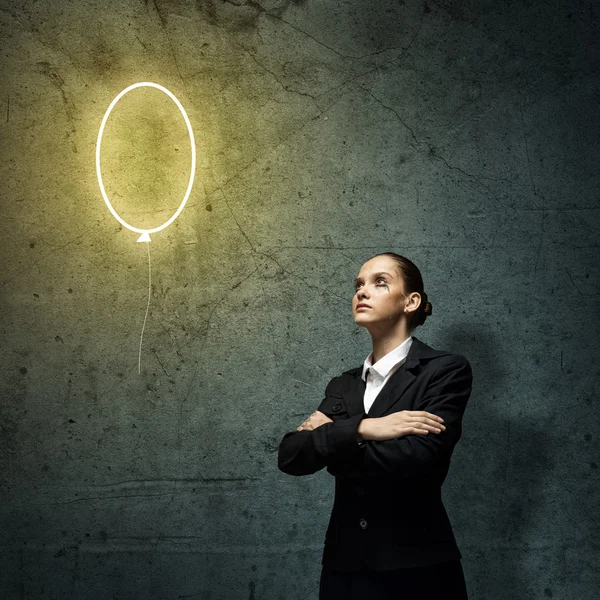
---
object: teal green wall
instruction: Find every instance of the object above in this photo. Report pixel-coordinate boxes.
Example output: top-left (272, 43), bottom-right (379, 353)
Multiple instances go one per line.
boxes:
top-left (1, 0), bottom-right (598, 598)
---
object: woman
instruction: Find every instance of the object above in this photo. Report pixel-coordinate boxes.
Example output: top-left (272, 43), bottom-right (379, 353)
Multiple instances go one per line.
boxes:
top-left (278, 252), bottom-right (473, 600)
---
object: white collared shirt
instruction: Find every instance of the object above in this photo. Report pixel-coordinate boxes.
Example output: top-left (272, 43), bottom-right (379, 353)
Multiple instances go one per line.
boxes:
top-left (361, 335), bottom-right (413, 414)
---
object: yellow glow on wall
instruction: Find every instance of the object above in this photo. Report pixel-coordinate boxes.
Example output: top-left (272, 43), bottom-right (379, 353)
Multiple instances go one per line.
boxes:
top-left (96, 82), bottom-right (196, 242)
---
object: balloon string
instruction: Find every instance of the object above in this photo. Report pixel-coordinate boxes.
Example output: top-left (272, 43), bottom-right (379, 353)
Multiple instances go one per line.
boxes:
top-left (138, 242), bottom-right (151, 374)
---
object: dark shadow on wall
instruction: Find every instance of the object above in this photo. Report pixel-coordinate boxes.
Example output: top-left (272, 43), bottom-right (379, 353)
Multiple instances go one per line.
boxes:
top-left (441, 324), bottom-right (557, 600)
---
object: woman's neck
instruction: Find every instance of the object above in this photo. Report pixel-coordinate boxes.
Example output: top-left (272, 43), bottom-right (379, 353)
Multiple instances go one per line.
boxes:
top-left (370, 328), bottom-right (412, 364)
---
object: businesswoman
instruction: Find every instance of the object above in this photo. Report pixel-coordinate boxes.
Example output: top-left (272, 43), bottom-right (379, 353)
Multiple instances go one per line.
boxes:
top-left (278, 252), bottom-right (473, 600)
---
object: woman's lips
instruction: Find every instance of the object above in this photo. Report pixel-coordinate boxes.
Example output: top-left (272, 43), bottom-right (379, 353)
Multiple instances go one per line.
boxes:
top-left (356, 306), bottom-right (371, 310)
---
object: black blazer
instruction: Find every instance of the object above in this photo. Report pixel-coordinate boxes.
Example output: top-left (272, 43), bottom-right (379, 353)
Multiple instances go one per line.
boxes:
top-left (277, 336), bottom-right (473, 571)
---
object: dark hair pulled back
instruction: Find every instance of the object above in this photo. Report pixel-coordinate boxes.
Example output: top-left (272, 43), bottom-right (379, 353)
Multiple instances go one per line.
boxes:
top-left (372, 252), bottom-right (432, 329)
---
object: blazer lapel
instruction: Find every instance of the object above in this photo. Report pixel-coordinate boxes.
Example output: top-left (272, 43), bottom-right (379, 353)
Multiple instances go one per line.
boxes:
top-left (341, 336), bottom-right (452, 419)
top-left (368, 359), bottom-right (422, 417)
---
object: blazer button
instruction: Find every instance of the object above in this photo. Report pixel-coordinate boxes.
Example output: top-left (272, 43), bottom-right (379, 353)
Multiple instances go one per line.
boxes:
top-left (332, 404), bottom-right (342, 412)
top-left (359, 518), bottom-right (367, 529)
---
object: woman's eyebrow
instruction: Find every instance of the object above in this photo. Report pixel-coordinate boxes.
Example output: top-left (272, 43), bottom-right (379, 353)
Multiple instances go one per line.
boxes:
top-left (354, 271), bottom-right (393, 285)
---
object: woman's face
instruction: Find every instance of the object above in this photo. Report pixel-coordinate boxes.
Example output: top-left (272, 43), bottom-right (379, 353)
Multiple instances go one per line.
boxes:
top-left (352, 256), bottom-right (412, 328)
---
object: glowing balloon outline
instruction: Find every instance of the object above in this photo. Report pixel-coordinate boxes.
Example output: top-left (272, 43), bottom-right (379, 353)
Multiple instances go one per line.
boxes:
top-left (96, 81), bottom-right (196, 242)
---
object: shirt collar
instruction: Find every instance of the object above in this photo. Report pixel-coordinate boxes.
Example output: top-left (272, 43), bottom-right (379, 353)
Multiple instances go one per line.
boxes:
top-left (361, 336), bottom-right (413, 382)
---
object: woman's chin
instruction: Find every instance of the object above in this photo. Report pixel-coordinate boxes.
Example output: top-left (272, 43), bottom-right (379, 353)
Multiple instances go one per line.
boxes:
top-left (353, 314), bottom-right (374, 326)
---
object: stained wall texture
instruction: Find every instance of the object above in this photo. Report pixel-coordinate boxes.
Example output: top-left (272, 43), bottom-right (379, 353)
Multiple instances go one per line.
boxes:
top-left (1, 0), bottom-right (599, 598)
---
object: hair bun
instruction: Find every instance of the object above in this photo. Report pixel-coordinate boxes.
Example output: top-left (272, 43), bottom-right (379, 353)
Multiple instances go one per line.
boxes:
top-left (423, 301), bottom-right (432, 316)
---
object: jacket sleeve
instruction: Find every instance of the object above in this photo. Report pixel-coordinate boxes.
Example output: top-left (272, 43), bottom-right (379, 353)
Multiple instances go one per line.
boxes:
top-left (326, 355), bottom-right (473, 479)
top-left (277, 378), bottom-right (368, 476)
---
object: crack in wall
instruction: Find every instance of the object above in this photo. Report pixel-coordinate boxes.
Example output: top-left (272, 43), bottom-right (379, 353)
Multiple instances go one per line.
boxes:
top-left (518, 97), bottom-right (547, 273)
top-left (151, 0), bottom-right (196, 109)
top-left (176, 262), bottom-right (261, 473)
top-left (359, 84), bottom-right (528, 215)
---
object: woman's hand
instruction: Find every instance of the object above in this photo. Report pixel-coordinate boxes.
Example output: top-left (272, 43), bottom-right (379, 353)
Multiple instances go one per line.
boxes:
top-left (357, 411), bottom-right (445, 442)
top-left (297, 410), bottom-right (334, 431)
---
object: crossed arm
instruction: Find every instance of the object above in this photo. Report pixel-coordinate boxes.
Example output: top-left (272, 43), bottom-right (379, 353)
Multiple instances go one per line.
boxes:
top-left (277, 355), bottom-right (473, 479)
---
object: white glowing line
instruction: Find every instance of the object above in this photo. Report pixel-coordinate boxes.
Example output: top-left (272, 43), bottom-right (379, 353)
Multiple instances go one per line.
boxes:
top-left (96, 82), bottom-right (196, 237)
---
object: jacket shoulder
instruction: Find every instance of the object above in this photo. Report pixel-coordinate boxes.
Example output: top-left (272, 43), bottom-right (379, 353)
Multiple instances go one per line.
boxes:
top-left (437, 352), bottom-right (471, 367)
top-left (342, 366), bottom-right (362, 376)
top-left (320, 369), bottom-right (361, 396)
top-left (424, 352), bottom-right (473, 381)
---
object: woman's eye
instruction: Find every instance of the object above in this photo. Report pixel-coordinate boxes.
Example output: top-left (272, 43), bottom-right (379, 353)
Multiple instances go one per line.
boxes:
top-left (354, 279), bottom-right (387, 290)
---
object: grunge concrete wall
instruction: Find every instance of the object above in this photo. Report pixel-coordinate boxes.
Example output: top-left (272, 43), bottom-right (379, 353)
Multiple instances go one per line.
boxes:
top-left (1, 1), bottom-right (598, 598)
